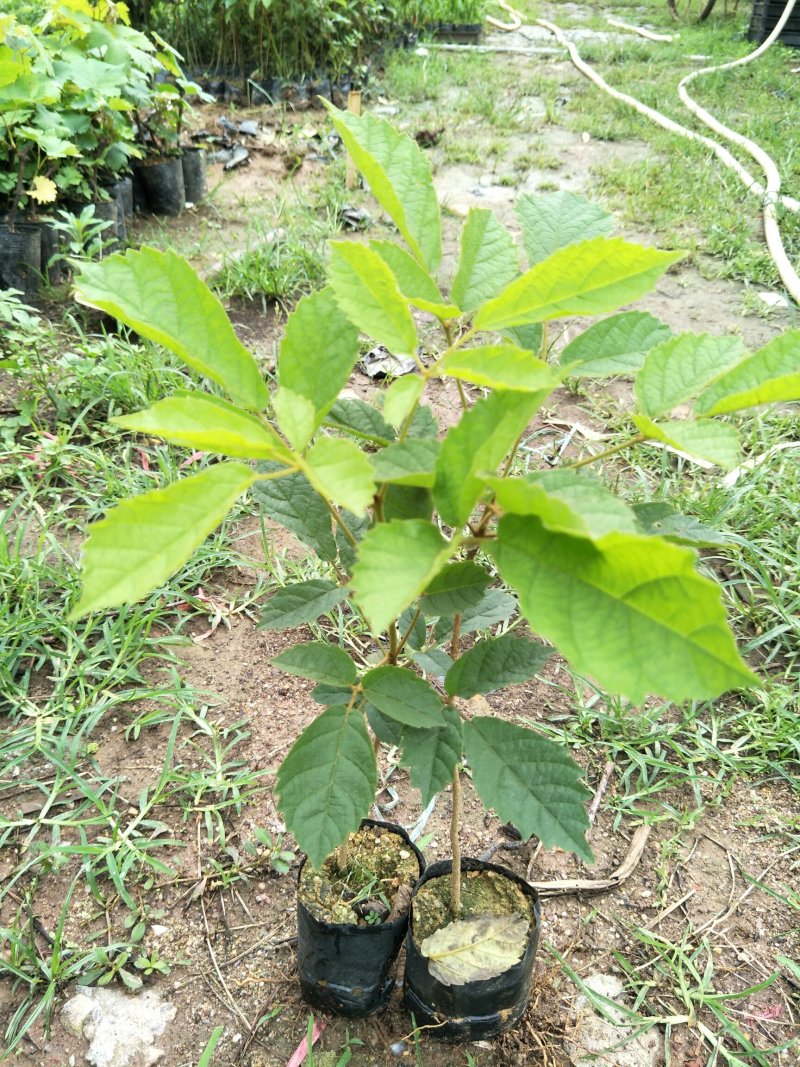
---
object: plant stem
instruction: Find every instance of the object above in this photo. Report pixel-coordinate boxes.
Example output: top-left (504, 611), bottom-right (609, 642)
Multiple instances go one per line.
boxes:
top-left (565, 433), bottom-right (645, 471)
top-left (450, 764), bottom-right (462, 918)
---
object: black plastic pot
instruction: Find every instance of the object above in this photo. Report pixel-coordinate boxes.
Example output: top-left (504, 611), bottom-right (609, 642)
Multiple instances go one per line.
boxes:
top-left (92, 199), bottom-right (124, 250)
top-left (106, 177), bottom-right (134, 222)
top-left (137, 157), bottom-right (185, 217)
top-left (0, 222), bottom-right (42, 299)
top-left (181, 147), bottom-right (207, 204)
top-left (297, 819), bottom-right (425, 1018)
top-left (435, 22), bottom-right (483, 44)
top-left (403, 858), bottom-right (541, 1042)
top-left (37, 220), bottom-right (66, 285)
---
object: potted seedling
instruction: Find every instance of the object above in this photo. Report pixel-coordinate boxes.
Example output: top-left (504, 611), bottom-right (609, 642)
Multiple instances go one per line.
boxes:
top-left (68, 106), bottom-right (797, 1037)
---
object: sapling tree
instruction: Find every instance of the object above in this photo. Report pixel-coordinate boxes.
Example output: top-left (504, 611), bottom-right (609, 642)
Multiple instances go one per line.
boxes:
top-left (70, 106), bottom-right (799, 928)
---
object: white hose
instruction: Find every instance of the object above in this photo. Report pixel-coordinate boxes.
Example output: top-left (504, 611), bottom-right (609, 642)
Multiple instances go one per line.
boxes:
top-left (486, 0), bottom-right (522, 32)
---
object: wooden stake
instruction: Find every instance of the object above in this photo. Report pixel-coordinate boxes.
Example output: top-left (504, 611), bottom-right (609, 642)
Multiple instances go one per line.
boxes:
top-left (345, 90), bottom-right (362, 191)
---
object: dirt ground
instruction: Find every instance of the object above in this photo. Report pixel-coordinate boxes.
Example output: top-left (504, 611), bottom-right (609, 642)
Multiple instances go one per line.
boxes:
top-left (3, 6), bottom-right (799, 1067)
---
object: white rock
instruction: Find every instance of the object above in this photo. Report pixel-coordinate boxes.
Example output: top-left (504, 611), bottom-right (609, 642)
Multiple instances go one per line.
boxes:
top-left (60, 987), bottom-right (177, 1067)
top-left (61, 993), bottom-right (96, 1037)
top-left (757, 291), bottom-right (789, 309)
top-left (564, 974), bottom-right (663, 1067)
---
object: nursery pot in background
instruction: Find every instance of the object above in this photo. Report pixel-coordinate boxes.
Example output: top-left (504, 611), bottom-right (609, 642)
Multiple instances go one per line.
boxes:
top-left (296, 819), bottom-right (425, 1018)
top-left (403, 858), bottom-right (541, 1042)
top-left (181, 147), bottom-right (207, 204)
top-left (136, 157), bottom-right (185, 217)
top-left (0, 222), bottom-right (42, 300)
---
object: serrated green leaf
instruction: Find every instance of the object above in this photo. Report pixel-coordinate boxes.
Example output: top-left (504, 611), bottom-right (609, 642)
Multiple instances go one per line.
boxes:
top-left (451, 208), bottom-right (520, 312)
top-left (422, 913), bottom-right (529, 986)
top-left (407, 403), bottom-right (439, 439)
top-left (368, 702), bottom-right (462, 805)
top-left (304, 437), bottom-right (376, 515)
top-left (253, 463), bottom-right (336, 561)
top-left (442, 344), bottom-right (559, 394)
top-left (487, 469), bottom-right (638, 538)
top-left (276, 705), bottom-right (376, 867)
top-left (398, 606), bottom-right (427, 650)
top-left (328, 241), bottom-right (418, 356)
top-left (475, 238), bottom-right (681, 331)
top-left (324, 102), bottom-right (441, 271)
top-left (74, 249), bottom-right (269, 411)
top-left (694, 331), bottom-right (800, 415)
top-left (312, 683), bottom-right (352, 705)
top-left (559, 311), bottom-right (671, 378)
top-left (335, 509), bottom-right (371, 575)
top-left (271, 641), bottom-right (357, 686)
top-left (259, 580), bottom-right (347, 630)
top-left (113, 392), bottom-right (288, 459)
top-left (352, 520), bottom-right (451, 632)
top-left (636, 333), bottom-right (746, 417)
top-left (410, 647), bottom-right (454, 677)
top-left (422, 561), bottom-right (492, 617)
top-left (435, 588), bottom-right (517, 644)
top-left (434, 390), bottom-right (547, 528)
top-left (325, 398), bottom-right (395, 444)
top-left (633, 502), bottom-right (730, 548)
top-left (369, 239), bottom-right (457, 318)
top-left (273, 387), bottom-right (316, 451)
top-left (362, 665), bottom-right (442, 727)
top-left (465, 717), bottom-right (592, 861)
top-left (517, 190), bottom-right (613, 266)
top-left (383, 376), bottom-right (424, 429)
top-left (371, 438), bottom-right (440, 487)
top-left (71, 463), bottom-right (254, 618)
top-left (445, 634), bottom-right (551, 698)
top-left (633, 415), bottom-right (741, 469)
top-left (491, 515), bottom-right (758, 703)
top-left (278, 288), bottom-right (360, 425)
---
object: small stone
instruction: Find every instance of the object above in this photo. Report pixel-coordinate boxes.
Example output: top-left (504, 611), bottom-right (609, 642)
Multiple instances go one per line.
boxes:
top-left (69, 1056), bottom-right (76, 1066)
top-left (150, 924), bottom-right (168, 937)
top-left (398, 850), bottom-right (410, 859)
top-left (61, 992), bottom-right (95, 1036)
top-left (390, 1042), bottom-right (407, 1056)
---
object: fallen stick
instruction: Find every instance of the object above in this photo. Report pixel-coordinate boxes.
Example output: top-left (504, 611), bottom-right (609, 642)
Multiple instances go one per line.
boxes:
top-left (529, 823), bottom-right (651, 897)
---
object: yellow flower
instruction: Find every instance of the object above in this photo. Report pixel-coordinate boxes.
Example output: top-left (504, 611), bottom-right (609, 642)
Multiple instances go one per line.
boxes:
top-left (28, 176), bottom-right (57, 204)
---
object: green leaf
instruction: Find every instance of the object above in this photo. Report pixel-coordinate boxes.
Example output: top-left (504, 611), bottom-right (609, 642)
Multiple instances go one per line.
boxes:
top-left (273, 387), bottom-right (316, 451)
top-left (451, 208), bottom-right (519, 312)
top-left (351, 520), bottom-right (451, 632)
top-left (328, 241), bottom-right (418, 356)
top-left (442, 344), bottom-right (559, 393)
top-left (253, 463), bottom-right (336, 561)
top-left (407, 404), bottom-right (440, 439)
top-left (445, 634), bottom-right (551, 698)
top-left (362, 665), bottom-right (442, 727)
top-left (517, 190), bottom-right (613, 266)
top-left (259, 580), bottom-right (347, 630)
top-left (422, 561), bottom-right (491, 617)
top-left (313, 683), bottom-right (352, 705)
top-left (383, 485), bottom-right (433, 522)
top-left (633, 415), bottom-right (741, 469)
top-left (559, 311), bottom-right (671, 378)
top-left (491, 515), bottom-right (758, 703)
top-left (694, 331), bottom-right (800, 415)
top-left (278, 288), bottom-right (360, 425)
top-left (304, 438), bottom-right (376, 515)
top-left (276, 705), bottom-right (376, 868)
top-left (434, 390), bottom-right (547, 528)
top-left (369, 240), bottom-right (457, 318)
top-left (399, 606), bottom-right (427, 650)
top-left (73, 248), bottom-right (269, 411)
top-left (435, 588), bottom-right (517, 644)
top-left (71, 462), bottom-right (254, 618)
top-left (411, 648), bottom-right (454, 677)
top-left (421, 913), bottom-right (530, 986)
top-left (325, 398), bottom-right (395, 445)
top-left (475, 238), bottom-right (682, 331)
top-left (271, 641), bottom-right (357, 687)
top-left (633, 502), bottom-right (731, 548)
top-left (335, 509), bottom-right (371, 575)
top-left (636, 333), bottom-right (746, 417)
top-left (500, 322), bottom-right (544, 353)
top-left (324, 102), bottom-right (441, 271)
top-left (487, 469), bottom-right (638, 538)
top-left (465, 717), bottom-right (592, 861)
top-left (113, 392), bottom-right (288, 459)
top-left (371, 438), bottom-right (440, 487)
top-left (383, 376), bottom-right (424, 429)
top-left (398, 704), bottom-right (463, 806)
